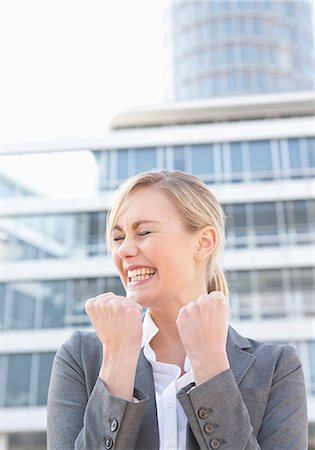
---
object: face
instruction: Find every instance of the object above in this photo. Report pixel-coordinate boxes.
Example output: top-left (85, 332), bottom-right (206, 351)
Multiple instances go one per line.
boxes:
top-left (111, 186), bottom-right (208, 311)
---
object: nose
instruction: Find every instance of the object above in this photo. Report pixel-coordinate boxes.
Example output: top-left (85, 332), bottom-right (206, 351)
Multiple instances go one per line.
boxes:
top-left (117, 237), bottom-right (138, 260)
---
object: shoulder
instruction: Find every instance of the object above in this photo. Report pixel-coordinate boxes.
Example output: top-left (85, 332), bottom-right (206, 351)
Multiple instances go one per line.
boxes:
top-left (228, 326), bottom-right (302, 375)
top-left (57, 329), bottom-right (102, 367)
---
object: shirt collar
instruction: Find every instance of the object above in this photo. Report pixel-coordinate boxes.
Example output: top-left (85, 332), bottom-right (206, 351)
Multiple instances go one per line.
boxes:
top-left (141, 310), bottom-right (192, 372)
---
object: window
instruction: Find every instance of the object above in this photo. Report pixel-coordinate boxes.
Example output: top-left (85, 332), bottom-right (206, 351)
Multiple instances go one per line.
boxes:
top-left (117, 149), bottom-right (129, 180)
top-left (6, 354), bottom-right (32, 407)
top-left (42, 281), bottom-right (66, 328)
top-left (37, 353), bottom-right (55, 405)
top-left (253, 202), bottom-right (278, 237)
top-left (230, 142), bottom-right (243, 173)
top-left (306, 137), bottom-right (315, 167)
top-left (173, 146), bottom-right (186, 171)
top-left (11, 288), bottom-right (35, 330)
top-left (191, 144), bottom-right (214, 175)
top-left (249, 141), bottom-right (273, 173)
top-left (288, 139), bottom-right (302, 168)
top-left (134, 148), bottom-right (157, 173)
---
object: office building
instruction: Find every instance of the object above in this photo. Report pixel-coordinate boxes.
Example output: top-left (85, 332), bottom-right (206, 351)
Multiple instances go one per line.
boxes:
top-left (163, 1), bottom-right (314, 100)
top-left (1, 90), bottom-right (314, 448)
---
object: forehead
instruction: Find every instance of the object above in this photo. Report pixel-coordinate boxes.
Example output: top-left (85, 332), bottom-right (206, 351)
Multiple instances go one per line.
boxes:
top-left (115, 186), bottom-right (179, 224)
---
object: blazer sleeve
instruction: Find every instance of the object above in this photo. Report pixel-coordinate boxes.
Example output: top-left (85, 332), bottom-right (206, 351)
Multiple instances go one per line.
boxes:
top-left (47, 331), bottom-right (149, 450)
top-left (177, 345), bottom-right (308, 450)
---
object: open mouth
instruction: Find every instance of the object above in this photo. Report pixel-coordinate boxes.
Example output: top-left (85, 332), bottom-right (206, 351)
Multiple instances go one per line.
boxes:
top-left (127, 268), bottom-right (157, 284)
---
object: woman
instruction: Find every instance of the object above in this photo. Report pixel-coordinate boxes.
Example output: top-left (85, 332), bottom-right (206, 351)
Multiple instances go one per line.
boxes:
top-left (47, 170), bottom-right (307, 449)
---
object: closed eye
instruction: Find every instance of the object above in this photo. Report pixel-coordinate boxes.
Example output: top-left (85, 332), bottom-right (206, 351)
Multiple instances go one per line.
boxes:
top-left (113, 236), bottom-right (125, 242)
top-left (138, 231), bottom-right (151, 236)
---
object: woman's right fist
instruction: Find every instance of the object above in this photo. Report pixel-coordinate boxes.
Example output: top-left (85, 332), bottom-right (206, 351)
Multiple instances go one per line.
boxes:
top-left (85, 292), bottom-right (143, 354)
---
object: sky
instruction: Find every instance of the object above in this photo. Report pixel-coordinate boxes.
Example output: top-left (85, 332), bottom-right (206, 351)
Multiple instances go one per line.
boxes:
top-left (1, 1), bottom-right (166, 197)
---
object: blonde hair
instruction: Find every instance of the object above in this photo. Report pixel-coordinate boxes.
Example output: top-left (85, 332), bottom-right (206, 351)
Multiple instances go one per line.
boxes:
top-left (106, 170), bottom-right (228, 297)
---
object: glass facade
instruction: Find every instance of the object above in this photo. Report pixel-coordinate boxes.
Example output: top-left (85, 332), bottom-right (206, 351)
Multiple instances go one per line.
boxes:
top-left (1, 267), bottom-right (313, 332)
top-left (0, 352), bottom-right (55, 407)
top-left (168, 1), bottom-right (314, 99)
top-left (95, 137), bottom-right (315, 190)
top-left (2, 198), bottom-right (314, 261)
top-left (0, 277), bottom-right (125, 330)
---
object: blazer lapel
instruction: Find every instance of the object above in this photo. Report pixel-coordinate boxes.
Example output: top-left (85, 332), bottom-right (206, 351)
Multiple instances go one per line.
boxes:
top-left (227, 326), bottom-right (256, 385)
top-left (135, 349), bottom-right (160, 450)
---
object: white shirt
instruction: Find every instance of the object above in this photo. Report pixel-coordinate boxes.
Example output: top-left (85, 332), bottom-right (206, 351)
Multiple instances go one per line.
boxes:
top-left (142, 311), bottom-right (195, 450)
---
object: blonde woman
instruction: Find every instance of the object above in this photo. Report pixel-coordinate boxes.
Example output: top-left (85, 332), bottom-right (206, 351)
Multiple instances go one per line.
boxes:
top-left (47, 170), bottom-right (307, 449)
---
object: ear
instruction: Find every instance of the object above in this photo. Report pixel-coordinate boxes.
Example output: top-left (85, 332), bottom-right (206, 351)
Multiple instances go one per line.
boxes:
top-left (195, 226), bottom-right (217, 261)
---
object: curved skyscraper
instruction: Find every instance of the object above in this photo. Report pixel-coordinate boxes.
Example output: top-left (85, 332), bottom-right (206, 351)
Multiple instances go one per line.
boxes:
top-left (164, 1), bottom-right (314, 99)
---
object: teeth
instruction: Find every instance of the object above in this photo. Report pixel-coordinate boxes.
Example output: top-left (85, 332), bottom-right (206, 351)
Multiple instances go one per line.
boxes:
top-left (128, 267), bottom-right (155, 278)
top-left (127, 268), bottom-right (156, 279)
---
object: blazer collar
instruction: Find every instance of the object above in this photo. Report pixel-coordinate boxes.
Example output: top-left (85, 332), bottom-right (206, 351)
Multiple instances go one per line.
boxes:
top-left (227, 325), bottom-right (256, 385)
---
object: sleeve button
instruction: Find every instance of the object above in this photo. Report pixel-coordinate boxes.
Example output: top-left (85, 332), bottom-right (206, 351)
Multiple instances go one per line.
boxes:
top-left (210, 438), bottom-right (220, 449)
top-left (198, 407), bottom-right (210, 419)
top-left (204, 423), bottom-right (215, 434)
top-left (104, 436), bottom-right (113, 449)
top-left (110, 419), bottom-right (118, 432)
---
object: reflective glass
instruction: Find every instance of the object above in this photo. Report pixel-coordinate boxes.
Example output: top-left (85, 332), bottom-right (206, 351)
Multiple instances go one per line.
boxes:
top-left (191, 144), bottom-right (214, 175)
top-left (230, 143), bottom-right (243, 173)
top-left (72, 278), bottom-right (98, 318)
top-left (249, 141), bottom-right (272, 172)
top-left (135, 148), bottom-right (157, 173)
top-left (6, 354), bottom-right (32, 406)
top-left (117, 149), bottom-right (129, 180)
top-left (9, 432), bottom-right (46, 450)
top-left (173, 146), bottom-right (186, 171)
top-left (37, 353), bottom-right (55, 405)
top-left (42, 281), bottom-right (66, 328)
top-left (0, 284), bottom-right (6, 330)
top-left (253, 203), bottom-right (278, 235)
top-left (11, 287), bottom-right (35, 329)
top-left (306, 138), bottom-right (315, 167)
top-left (288, 139), bottom-right (302, 168)
top-left (232, 204), bottom-right (247, 236)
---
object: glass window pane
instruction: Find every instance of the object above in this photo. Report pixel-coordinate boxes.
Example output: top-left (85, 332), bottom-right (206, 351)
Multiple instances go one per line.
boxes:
top-left (288, 139), bottom-right (302, 168)
top-left (249, 140), bottom-right (272, 171)
top-left (72, 278), bottom-right (97, 317)
top-left (135, 148), bottom-right (157, 173)
top-left (9, 432), bottom-right (46, 450)
top-left (42, 281), bottom-right (66, 328)
top-left (253, 202), bottom-right (278, 235)
top-left (0, 355), bottom-right (6, 407)
top-left (0, 284), bottom-right (6, 330)
top-left (191, 144), bottom-right (214, 175)
top-left (306, 137), bottom-right (315, 167)
top-left (117, 149), bottom-right (129, 180)
top-left (37, 353), bottom-right (55, 405)
top-left (230, 142), bottom-right (243, 172)
top-left (173, 146), bottom-right (186, 171)
top-left (6, 354), bottom-right (32, 406)
top-left (11, 286), bottom-right (35, 330)
top-left (232, 204), bottom-right (247, 236)
top-left (257, 270), bottom-right (283, 291)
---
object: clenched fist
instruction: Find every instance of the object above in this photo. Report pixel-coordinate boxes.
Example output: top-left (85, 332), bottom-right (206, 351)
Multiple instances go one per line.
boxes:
top-left (85, 293), bottom-right (143, 400)
top-left (176, 291), bottom-right (230, 385)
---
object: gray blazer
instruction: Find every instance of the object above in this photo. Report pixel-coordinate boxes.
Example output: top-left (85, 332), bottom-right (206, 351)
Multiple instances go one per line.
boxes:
top-left (47, 327), bottom-right (307, 450)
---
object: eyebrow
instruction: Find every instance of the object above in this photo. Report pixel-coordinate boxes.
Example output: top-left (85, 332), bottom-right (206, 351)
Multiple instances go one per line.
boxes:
top-left (113, 220), bottom-right (160, 232)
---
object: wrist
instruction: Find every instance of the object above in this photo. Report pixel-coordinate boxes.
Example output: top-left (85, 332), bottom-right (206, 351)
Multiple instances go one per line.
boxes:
top-left (191, 352), bottom-right (230, 386)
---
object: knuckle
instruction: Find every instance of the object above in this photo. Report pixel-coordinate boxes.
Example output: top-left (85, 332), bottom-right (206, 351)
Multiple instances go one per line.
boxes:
top-left (85, 298), bottom-right (95, 311)
top-left (210, 291), bottom-right (226, 302)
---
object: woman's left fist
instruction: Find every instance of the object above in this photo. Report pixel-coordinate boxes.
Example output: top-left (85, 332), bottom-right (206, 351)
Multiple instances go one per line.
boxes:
top-left (176, 291), bottom-right (230, 384)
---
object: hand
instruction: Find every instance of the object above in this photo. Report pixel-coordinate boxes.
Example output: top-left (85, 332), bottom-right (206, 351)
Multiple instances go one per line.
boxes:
top-left (85, 293), bottom-right (143, 401)
top-left (176, 291), bottom-right (230, 385)
top-left (85, 292), bottom-right (143, 354)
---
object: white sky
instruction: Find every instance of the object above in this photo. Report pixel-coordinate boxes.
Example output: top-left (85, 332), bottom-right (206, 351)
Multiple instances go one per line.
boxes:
top-left (1, 1), bottom-right (166, 198)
